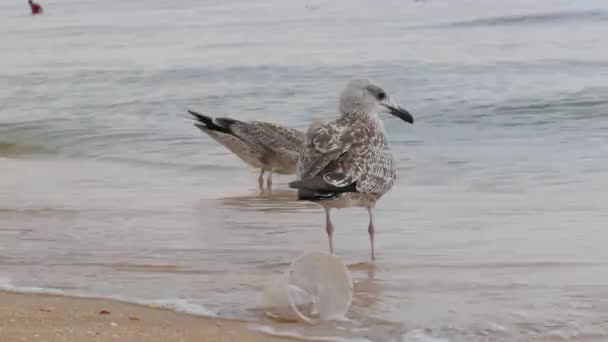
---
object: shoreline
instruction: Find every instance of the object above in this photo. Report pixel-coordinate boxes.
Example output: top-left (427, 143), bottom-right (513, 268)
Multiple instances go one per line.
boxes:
top-left (0, 290), bottom-right (296, 342)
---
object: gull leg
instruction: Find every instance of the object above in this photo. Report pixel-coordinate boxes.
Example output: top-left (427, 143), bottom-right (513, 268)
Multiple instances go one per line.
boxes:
top-left (258, 169), bottom-right (265, 194)
top-left (325, 208), bottom-right (334, 254)
top-left (266, 171), bottom-right (273, 196)
top-left (367, 207), bottom-right (376, 261)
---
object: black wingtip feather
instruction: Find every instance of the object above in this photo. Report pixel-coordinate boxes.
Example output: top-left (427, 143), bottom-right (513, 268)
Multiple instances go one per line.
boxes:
top-left (289, 177), bottom-right (358, 202)
top-left (287, 180), bottom-right (301, 189)
top-left (187, 110), bottom-right (213, 126)
top-left (296, 190), bottom-right (341, 202)
top-left (215, 117), bottom-right (240, 128)
top-left (187, 110), bottom-right (233, 135)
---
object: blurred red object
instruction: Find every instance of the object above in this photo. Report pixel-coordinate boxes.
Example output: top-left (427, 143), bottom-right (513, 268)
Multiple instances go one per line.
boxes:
top-left (29, 0), bottom-right (43, 15)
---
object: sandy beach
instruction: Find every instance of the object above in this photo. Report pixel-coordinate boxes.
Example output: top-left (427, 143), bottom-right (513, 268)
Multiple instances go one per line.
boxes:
top-left (0, 291), bottom-right (292, 342)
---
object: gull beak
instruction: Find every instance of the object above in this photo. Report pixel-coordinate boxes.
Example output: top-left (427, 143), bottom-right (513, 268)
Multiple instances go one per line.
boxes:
top-left (382, 100), bottom-right (414, 124)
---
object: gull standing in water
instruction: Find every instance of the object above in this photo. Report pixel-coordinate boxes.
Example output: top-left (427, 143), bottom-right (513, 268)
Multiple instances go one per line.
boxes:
top-left (288, 79), bottom-right (414, 260)
top-left (188, 110), bottom-right (305, 194)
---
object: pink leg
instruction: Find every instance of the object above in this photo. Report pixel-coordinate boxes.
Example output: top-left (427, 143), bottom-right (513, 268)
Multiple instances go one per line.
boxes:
top-left (266, 171), bottom-right (273, 196)
top-left (325, 208), bottom-right (334, 254)
top-left (367, 207), bottom-right (376, 261)
top-left (258, 169), bottom-right (265, 194)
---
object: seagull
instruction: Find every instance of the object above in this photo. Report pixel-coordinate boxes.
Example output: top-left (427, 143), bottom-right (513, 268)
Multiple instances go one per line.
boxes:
top-left (188, 110), bottom-right (306, 194)
top-left (288, 79), bottom-right (414, 260)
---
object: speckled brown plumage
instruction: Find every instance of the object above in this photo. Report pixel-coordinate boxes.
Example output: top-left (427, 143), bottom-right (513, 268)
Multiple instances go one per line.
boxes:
top-left (188, 110), bottom-right (305, 193)
top-left (288, 79), bottom-right (414, 260)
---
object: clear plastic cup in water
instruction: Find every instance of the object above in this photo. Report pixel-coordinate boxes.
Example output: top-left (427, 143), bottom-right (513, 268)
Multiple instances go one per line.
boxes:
top-left (258, 252), bottom-right (353, 324)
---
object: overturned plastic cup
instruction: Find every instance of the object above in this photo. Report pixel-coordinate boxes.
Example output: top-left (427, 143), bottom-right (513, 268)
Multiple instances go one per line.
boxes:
top-left (258, 252), bottom-right (353, 324)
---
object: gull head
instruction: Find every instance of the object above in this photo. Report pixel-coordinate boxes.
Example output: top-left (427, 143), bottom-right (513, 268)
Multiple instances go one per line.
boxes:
top-left (338, 79), bottom-right (414, 124)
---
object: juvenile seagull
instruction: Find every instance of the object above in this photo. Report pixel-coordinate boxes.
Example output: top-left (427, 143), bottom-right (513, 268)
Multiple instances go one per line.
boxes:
top-left (288, 79), bottom-right (414, 260)
top-left (188, 110), bottom-right (305, 194)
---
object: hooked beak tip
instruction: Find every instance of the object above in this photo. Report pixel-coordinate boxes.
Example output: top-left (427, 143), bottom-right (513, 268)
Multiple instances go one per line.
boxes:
top-left (385, 105), bottom-right (414, 124)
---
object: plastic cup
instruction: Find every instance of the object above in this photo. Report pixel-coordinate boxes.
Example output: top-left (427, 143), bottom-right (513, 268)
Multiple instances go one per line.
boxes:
top-left (258, 252), bottom-right (353, 324)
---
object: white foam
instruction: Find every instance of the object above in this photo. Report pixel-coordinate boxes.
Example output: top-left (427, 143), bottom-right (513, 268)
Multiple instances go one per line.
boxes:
top-left (0, 276), bottom-right (215, 318)
top-left (486, 321), bottom-right (508, 333)
top-left (142, 298), bottom-right (216, 317)
top-left (0, 276), bottom-right (70, 296)
top-left (401, 329), bottom-right (452, 342)
top-left (250, 324), bottom-right (375, 342)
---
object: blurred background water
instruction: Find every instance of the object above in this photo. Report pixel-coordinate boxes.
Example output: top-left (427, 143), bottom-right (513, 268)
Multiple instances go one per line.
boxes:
top-left (1, 0), bottom-right (608, 341)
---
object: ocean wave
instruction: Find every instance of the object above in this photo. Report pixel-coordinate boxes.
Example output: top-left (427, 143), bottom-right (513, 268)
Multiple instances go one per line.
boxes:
top-left (493, 97), bottom-right (608, 116)
top-left (93, 155), bottom-right (242, 171)
top-left (0, 134), bottom-right (242, 171)
top-left (438, 10), bottom-right (607, 28)
top-left (0, 275), bottom-right (216, 317)
top-left (402, 330), bottom-right (452, 342)
top-left (0, 142), bottom-right (54, 157)
top-left (463, 90), bottom-right (608, 127)
top-left (251, 325), bottom-right (376, 342)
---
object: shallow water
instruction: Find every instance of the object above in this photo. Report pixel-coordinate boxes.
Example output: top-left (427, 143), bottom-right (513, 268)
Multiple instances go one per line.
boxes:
top-left (2, 0), bottom-right (608, 341)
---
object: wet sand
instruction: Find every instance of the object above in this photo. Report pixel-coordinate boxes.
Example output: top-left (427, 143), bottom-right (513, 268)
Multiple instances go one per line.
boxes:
top-left (0, 291), bottom-right (293, 342)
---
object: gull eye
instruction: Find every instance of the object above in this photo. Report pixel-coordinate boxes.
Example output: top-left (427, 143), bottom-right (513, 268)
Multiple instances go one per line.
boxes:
top-left (377, 91), bottom-right (386, 101)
